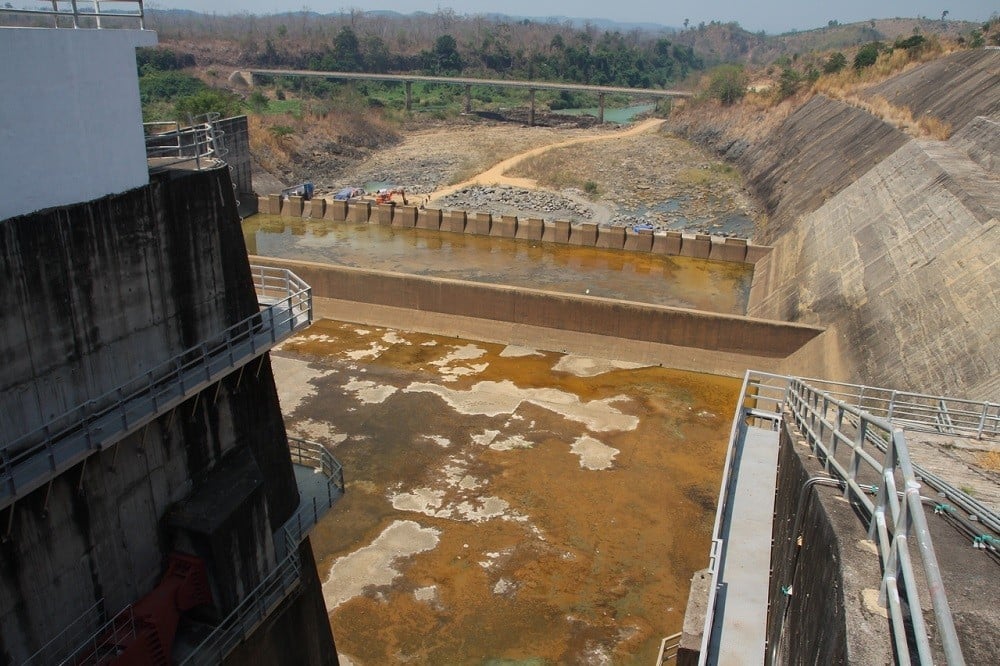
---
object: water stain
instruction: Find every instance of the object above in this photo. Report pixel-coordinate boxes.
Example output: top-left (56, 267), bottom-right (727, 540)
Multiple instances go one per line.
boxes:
top-left (273, 320), bottom-right (739, 663)
top-left (243, 216), bottom-right (753, 314)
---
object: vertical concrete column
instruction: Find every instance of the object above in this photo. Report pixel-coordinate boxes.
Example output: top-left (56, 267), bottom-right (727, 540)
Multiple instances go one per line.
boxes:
top-left (542, 219), bottom-right (571, 244)
top-left (347, 201), bottom-right (371, 223)
top-left (309, 198), bottom-right (327, 219)
top-left (283, 196), bottom-right (303, 217)
top-left (709, 237), bottom-right (748, 262)
top-left (417, 208), bottom-right (442, 230)
top-left (529, 89), bottom-right (536, 127)
top-left (405, 81), bottom-right (412, 112)
top-left (258, 195), bottom-right (270, 214)
top-left (302, 200), bottom-right (313, 218)
top-left (464, 85), bottom-right (472, 114)
top-left (325, 199), bottom-right (348, 222)
top-left (680, 233), bottom-right (712, 259)
top-left (598, 93), bottom-right (605, 124)
top-left (392, 205), bottom-right (418, 228)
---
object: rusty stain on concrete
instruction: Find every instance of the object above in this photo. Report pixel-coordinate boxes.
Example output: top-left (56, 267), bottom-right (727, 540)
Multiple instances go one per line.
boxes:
top-left (272, 319), bottom-right (740, 663)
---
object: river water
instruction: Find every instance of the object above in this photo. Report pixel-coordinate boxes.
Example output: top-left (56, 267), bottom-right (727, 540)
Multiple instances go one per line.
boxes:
top-left (243, 216), bottom-right (754, 315)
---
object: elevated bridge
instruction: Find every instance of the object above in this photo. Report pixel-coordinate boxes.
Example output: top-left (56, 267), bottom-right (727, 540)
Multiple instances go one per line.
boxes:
top-left (235, 68), bottom-right (692, 124)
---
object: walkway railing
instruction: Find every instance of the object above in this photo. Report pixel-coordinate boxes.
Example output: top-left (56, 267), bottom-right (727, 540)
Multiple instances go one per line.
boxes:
top-left (0, 266), bottom-right (311, 511)
top-left (797, 376), bottom-right (999, 440)
top-left (696, 372), bottom-right (968, 665)
top-left (145, 113), bottom-right (227, 173)
top-left (785, 378), bottom-right (964, 665)
top-left (181, 438), bottom-right (343, 665)
top-left (0, 1), bottom-right (145, 29)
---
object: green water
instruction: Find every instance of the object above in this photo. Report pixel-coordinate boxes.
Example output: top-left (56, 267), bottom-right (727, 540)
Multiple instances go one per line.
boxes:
top-left (554, 103), bottom-right (656, 124)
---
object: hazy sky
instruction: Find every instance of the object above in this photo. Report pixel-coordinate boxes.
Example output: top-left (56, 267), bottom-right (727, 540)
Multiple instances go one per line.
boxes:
top-left (155, 1), bottom-right (996, 33)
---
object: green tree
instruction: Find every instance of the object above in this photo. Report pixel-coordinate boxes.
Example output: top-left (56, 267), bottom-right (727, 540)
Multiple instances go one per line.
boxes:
top-left (247, 90), bottom-right (269, 113)
top-left (853, 42), bottom-right (882, 70)
top-left (823, 52), bottom-right (848, 74)
top-left (707, 65), bottom-right (747, 105)
top-left (174, 89), bottom-right (244, 121)
top-left (332, 27), bottom-right (362, 70)
top-left (433, 34), bottom-right (462, 72)
top-left (777, 67), bottom-right (803, 99)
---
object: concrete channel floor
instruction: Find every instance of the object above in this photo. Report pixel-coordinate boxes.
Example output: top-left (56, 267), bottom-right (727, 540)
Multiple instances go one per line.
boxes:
top-left (709, 422), bottom-right (780, 665)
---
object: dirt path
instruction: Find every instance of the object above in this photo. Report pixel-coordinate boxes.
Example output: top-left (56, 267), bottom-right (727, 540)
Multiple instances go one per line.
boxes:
top-left (428, 118), bottom-right (666, 201)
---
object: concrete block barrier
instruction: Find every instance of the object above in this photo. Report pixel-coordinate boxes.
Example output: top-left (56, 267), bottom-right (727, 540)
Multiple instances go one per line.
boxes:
top-left (347, 201), bottom-right (371, 223)
top-left (468, 212), bottom-right (492, 236)
top-left (543, 219), bottom-right (571, 244)
top-left (325, 200), bottom-right (348, 222)
top-left (373, 204), bottom-right (394, 226)
top-left (710, 237), bottom-right (747, 263)
top-left (745, 244), bottom-right (772, 264)
top-left (308, 198), bottom-right (326, 219)
top-left (624, 227), bottom-right (653, 252)
top-left (417, 208), bottom-right (442, 231)
top-left (492, 215), bottom-right (517, 238)
top-left (392, 206), bottom-right (417, 228)
top-left (267, 194), bottom-right (282, 215)
top-left (284, 196), bottom-right (304, 218)
top-left (570, 223), bottom-right (598, 246)
top-left (680, 234), bottom-right (711, 259)
top-left (443, 210), bottom-right (467, 234)
top-left (596, 226), bottom-right (626, 249)
top-left (516, 218), bottom-right (544, 241)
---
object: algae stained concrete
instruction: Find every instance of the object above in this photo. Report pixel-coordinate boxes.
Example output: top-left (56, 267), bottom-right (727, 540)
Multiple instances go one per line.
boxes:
top-left (271, 320), bottom-right (739, 663)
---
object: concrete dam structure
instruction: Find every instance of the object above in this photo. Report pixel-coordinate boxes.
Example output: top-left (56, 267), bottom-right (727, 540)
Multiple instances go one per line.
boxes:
top-left (1, 7), bottom-right (338, 665)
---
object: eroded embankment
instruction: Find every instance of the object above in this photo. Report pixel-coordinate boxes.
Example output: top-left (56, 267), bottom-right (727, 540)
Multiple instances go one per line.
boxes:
top-left (671, 49), bottom-right (1000, 399)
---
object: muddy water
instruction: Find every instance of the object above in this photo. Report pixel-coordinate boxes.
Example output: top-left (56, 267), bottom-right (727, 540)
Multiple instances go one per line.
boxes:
top-left (244, 216), bottom-right (753, 314)
top-left (272, 320), bottom-right (739, 663)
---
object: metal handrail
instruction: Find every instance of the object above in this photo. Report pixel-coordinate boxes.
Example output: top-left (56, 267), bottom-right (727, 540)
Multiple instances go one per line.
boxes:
top-left (796, 376), bottom-right (999, 440)
top-left (697, 369), bottom-right (787, 665)
top-left (655, 631), bottom-right (683, 664)
top-left (182, 438), bottom-right (343, 664)
top-left (0, 266), bottom-right (312, 510)
top-left (786, 378), bottom-right (965, 665)
top-left (145, 113), bottom-right (228, 173)
top-left (0, 1), bottom-right (145, 29)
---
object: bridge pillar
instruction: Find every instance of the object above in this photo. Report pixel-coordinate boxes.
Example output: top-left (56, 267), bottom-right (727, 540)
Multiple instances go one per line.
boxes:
top-left (529, 89), bottom-right (536, 126)
top-left (464, 84), bottom-right (472, 114)
top-left (405, 81), bottom-right (412, 112)
top-left (598, 93), bottom-right (605, 123)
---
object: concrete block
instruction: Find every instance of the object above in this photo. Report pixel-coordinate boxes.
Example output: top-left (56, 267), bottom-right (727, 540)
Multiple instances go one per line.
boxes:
top-left (373, 204), bottom-right (394, 226)
top-left (491, 215), bottom-right (517, 238)
top-left (258, 195), bottom-right (270, 214)
top-left (308, 198), bottom-right (326, 219)
top-left (570, 223), bottom-right (598, 246)
top-left (392, 206), bottom-right (417, 228)
top-left (680, 233), bottom-right (711, 259)
top-left (596, 226), bottom-right (626, 249)
top-left (468, 212), bottom-right (492, 236)
top-left (324, 199), bottom-right (347, 222)
top-left (417, 208), bottom-right (442, 230)
top-left (624, 227), bottom-right (653, 252)
top-left (543, 219), bottom-right (571, 244)
top-left (442, 210), bottom-right (467, 234)
top-left (284, 196), bottom-right (304, 217)
top-left (267, 194), bottom-right (282, 216)
top-left (710, 237), bottom-right (747, 263)
top-left (347, 201), bottom-right (371, 223)
top-left (302, 200), bottom-right (312, 218)
top-left (516, 218), bottom-right (543, 241)
top-left (745, 244), bottom-right (772, 264)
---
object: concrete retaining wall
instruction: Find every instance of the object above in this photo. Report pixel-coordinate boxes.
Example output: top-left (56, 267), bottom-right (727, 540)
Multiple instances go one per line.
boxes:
top-left (0, 167), bottom-right (311, 661)
top-left (253, 199), bottom-right (771, 265)
top-left (250, 256), bottom-right (822, 358)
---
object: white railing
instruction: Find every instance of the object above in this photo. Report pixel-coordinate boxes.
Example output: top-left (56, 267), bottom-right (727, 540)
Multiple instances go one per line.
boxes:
top-left (145, 113), bottom-right (228, 173)
top-left (0, 266), bottom-right (311, 511)
top-left (785, 378), bottom-right (965, 665)
top-left (697, 372), bottom-right (969, 665)
top-left (796, 376), bottom-right (999, 440)
top-left (0, 1), bottom-right (144, 29)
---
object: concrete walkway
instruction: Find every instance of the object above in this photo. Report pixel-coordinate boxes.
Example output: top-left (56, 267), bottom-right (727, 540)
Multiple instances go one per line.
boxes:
top-left (709, 422), bottom-right (780, 665)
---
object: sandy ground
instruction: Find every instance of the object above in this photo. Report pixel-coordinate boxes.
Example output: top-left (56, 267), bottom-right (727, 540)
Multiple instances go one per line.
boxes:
top-left (329, 117), bottom-right (761, 237)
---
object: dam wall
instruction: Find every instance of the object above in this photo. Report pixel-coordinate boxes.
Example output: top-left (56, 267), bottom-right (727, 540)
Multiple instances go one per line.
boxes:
top-left (0, 168), bottom-right (333, 663)
top-left (257, 196), bottom-right (772, 265)
top-left (250, 255), bottom-right (823, 359)
top-left (674, 51), bottom-right (1000, 400)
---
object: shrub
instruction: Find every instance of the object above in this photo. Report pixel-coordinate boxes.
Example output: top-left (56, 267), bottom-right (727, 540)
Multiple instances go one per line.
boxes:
top-left (823, 52), bottom-right (847, 74)
top-left (583, 181), bottom-right (598, 195)
top-left (174, 89), bottom-right (244, 121)
top-left (707, 65), bottom-right (748, 105)
top-left (853, 42), bottom-right (882, 70)
top-left (777, 67), bottom-right (803, 100)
